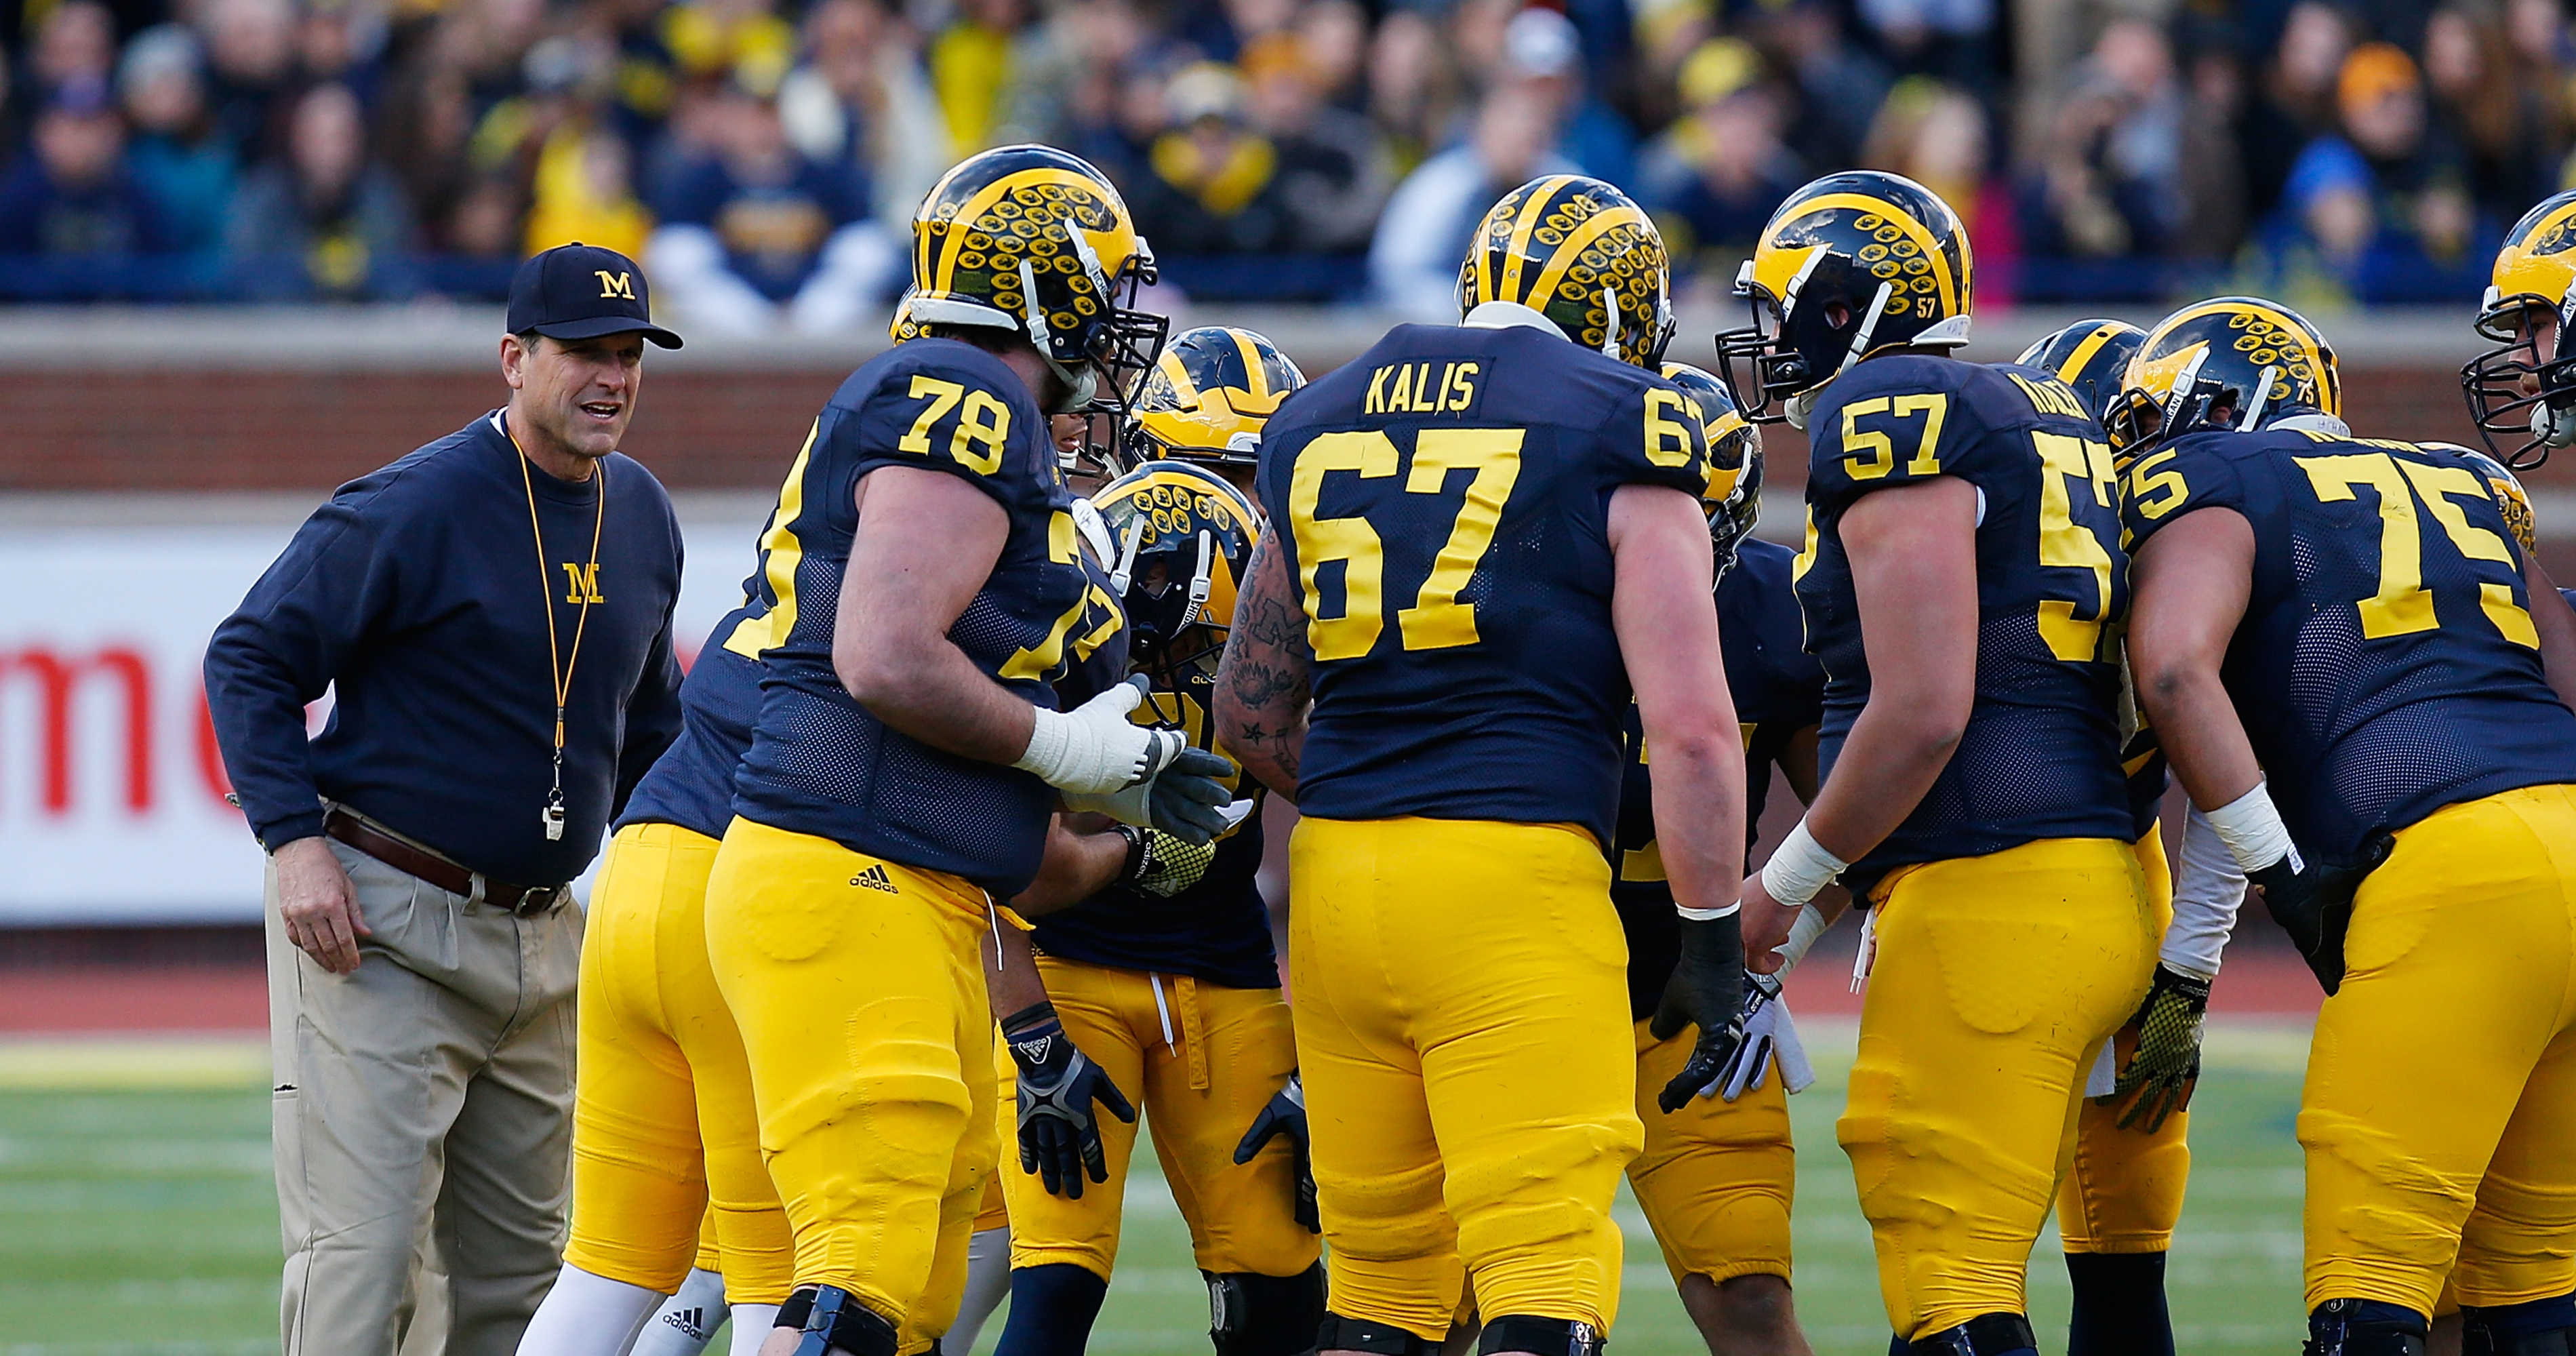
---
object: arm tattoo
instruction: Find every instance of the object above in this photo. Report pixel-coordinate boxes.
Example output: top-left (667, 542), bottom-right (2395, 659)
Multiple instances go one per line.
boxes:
top-left (1215, 531), bottom-right (1313, 795)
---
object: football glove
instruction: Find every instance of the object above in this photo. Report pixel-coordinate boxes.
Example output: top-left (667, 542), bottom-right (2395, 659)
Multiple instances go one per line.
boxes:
top-left (2107, 961), bottom-right (2213, 1132)
top-left (1114, 799), bottom-right (1257, 895)
top-left (1649, 911), bottom-right (1748, 1113)
top-left (1007, 1005), bottom-right (1135, 1199)
top-left (1709, 972), bottom-right (1816, 1102)
top-left (1064, 745), bottom-right (1238, 845)
top-left (1017, 675), bottom-right (1184, 794)
top-left (1231, 1072), bottom-right (1319, 1233)
top-left (2249, 832), bottom-right (2394, 995)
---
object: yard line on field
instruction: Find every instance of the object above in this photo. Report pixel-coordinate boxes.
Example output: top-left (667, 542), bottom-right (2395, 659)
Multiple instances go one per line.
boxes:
top-left (0, 1039), bottom-right (268, 1090)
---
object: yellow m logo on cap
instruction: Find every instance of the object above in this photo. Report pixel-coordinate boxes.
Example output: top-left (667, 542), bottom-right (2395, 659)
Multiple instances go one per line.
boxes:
top-left (595, 270), bottom-right (635, 300)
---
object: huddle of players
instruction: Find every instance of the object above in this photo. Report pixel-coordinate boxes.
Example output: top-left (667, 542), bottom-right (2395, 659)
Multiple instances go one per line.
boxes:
top-left (512, 135), bottom-right (2576, 1356)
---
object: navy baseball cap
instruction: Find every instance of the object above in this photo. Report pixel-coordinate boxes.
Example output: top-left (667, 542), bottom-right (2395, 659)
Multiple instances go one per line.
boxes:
top-left (506, 243), bottom-right (683, 349)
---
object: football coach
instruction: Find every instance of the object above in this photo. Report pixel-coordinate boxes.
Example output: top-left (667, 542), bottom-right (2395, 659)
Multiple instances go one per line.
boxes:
top-left (206, 243), bottom-right (687, 1356)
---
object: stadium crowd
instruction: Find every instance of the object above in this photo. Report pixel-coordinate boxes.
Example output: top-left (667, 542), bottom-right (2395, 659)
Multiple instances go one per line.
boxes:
top-left (1, 0), bottom-right (2572, 319)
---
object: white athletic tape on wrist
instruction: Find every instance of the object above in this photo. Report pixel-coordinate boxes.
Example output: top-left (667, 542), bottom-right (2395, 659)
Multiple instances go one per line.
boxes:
top-left (1013, 681), bottom-right (1149, 793)
top-left (2162, 805), bottom-right (2247, 976)
top-left (1774, 902), bottom-right (1831, 971)
top-left (1760, 820), bottom-right (1848, 908)
top-left (2202, 782), bottom-right (2300, 875)
top-left (1676, 902), bottom-right (1740, 921)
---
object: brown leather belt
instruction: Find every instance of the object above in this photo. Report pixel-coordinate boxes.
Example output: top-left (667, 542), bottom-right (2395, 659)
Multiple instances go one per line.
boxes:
top-left (324, 808), bottom-right (570, 917)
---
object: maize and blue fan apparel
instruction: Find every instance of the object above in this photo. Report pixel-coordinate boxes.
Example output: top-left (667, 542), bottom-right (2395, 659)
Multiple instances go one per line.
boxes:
top-left (1798, 357), bottom-right (2134, 893)
top-left (729, 338), bottom-right (1119, 897)
top-left (2118, 430), bottom-right (2576, 857)
top-left (1611, 536), bottom-right (1824, 1020)
top-left (1252, 320), bottom-right (1715, 848)
top-left (1029, 652), bottom-right (1279, 991)
top-left (205, 412), bottom-right (685, 885)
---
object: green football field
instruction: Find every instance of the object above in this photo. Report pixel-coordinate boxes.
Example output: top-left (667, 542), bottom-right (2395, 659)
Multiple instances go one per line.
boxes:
top-left (0, 1021), bottom-right (2314, 1355)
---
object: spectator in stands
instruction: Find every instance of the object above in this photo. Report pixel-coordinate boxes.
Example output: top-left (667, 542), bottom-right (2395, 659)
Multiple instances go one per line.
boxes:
top-left (29, 0), bottom-right (119, 107)
top-left (929, 0), bottom-right (1035, 156)
top-left (1752, 0), bottom-right (1892, 176)
top-left (524, 127), bottom-right (653, 260)
top-left (1246, 27), bottom-right (1390, 253)
top-left (2019, 18), bottom-right (2184, 265)
top-left (199, 0), bottom-right (297, 161)
top-left (0, 79), bottom-right (171, 258)
top-left (1863, 75), bottom-right (2015, 292)
top-left (1369, 74), bottom-right (1572, 315)
top-left (1366, 6), bottom-right (1464, 174)
top-left (1637, 39), bottom-right (1805, 289)
top-left (2278, 41), bottom-right (2477, 296)
top-left (120, 24), bottom-right (235, 258)
top-left (2506, 0), bottom-right (2573, 180)
top-left (1500, 5), bottom-right (1633, 189)
top-left (1129, 61), bottom-right (1295, 255)
top-left (226, 82), bottom-right (417, 298)
top-left (2246, 1), bottom-right (2353, 220)
top-left (660, 0), bottom-right (796, 93)
top-left (1298, 0), bottom-right (1369, 111)
top-left (779, 0), bottom-right (947, 232)
top-left (380, 62), bottom-right (484, 253)
top-left (2175, 40), bottom-right (2251, 262)
top-left (2426, 3), bottom-right (2551, 224)
top-left (647, 74), bottom-right (890, 333)
top-left (1856, 0), bottom-right (1995, 89)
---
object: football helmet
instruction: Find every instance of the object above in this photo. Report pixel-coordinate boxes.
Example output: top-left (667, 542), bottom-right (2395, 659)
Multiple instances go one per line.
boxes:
top-left (1714, 170), bottom-right (1974, 426)
top-left (1662, 361), bottom-right (1764, 583)
top-left (2015, 319), bottom-right (2148, 429)
top-left (1089, 460), bottom-right (1262, 684)
top-left (893, 144), bottom-right (1168, 417)
top-left (2442, 442), bottom-right (2539, 556)
top-left (1457, 174), bottom-right (1675, 370)
top-left (2463, 189), bottom-right (2576, 469)
top-left (2106, 297), bottom-right (2342, 454)
top-left (1124, 325), bottom-right (1308, 472)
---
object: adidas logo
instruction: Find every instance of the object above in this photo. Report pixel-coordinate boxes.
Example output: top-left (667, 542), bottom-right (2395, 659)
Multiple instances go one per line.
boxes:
top-left (661, 1307), bottom-right (711, 1340)
top-left (1012, 1034), bottom-right (1053, 1063)
top-left (849, 864), bottom-right (898, 893)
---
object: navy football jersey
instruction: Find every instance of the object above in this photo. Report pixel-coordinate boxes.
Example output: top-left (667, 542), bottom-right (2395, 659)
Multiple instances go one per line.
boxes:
top-left (1030, 647), bottom-right (1279, 991)
top-left (1798, 355), bottom-right (2133, 893)
top-left (2120, 429), bottom-right (2576, 860)
top-left (729, 339), bottom-right (1125, 895)
top-left (616, 606), bottom-right (763, 842)
top-left (1611, 537), bottom-right (1826, 1020)
top-left (1254, 321), bottom-right (1715, 848)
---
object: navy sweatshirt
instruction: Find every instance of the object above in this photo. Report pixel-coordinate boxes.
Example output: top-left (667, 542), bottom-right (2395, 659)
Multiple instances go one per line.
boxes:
top-left (205, 412), bottom-right (687, 887)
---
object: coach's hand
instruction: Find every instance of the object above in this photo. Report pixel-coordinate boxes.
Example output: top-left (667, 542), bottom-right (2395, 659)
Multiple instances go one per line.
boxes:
top-left (274, 836), bottom-right (369, 976)
top-left (1007, 1005), bottom-right (1135, 1199)
top-left (1233, 1071), bottom-right (1319, 1233)
top-left (2249, 833), bottom-right (2393, 996)
top-left (1651, 911), bottom-right (1748, 1113)
top-left (2108, 961), bottom-right (2213, 1132)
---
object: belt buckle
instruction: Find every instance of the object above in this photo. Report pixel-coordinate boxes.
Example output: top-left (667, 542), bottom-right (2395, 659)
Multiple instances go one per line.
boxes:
top-left (514, 885), bottom-right (563, 917)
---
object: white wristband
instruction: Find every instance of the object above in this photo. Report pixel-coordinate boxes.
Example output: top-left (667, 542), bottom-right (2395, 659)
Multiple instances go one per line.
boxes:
top-left (1016, 704), bottom-right (1077, 784)
top-left (1775, 902), bottom-right (1832, 972)
top-left (1676, 901), bottom-right (1739, 921)
top-left (2202, 782), bottom-right (2301, 875)
top-left (1759, 820), bottom-right (1848, 908)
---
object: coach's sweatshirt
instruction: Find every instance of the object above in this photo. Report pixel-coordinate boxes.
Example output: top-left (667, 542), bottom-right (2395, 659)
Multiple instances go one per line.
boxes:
top-left (205, 412), bottom-right (685, 887)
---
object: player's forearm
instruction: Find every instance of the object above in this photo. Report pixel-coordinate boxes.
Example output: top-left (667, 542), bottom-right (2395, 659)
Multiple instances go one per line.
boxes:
top-left (983, 925), bottom-right (1051, 1024)
top-left (2522, 553), bottom-right (2576, 711)
top-left (1009, 814), bottom-right (1129, 916)
top-left (1213, 532), bottom-right (1312, 799)
top-left (1802, 696), bottom-right (1965, 862)
top-left (2135, 664), bottom-right (2261, 811)
top-left (839, 464), bottom-right (1034, 764)
top-left (2162, 805), bottom-right (2247, 976)
top-left (1649, 732), bottom-right (1748, 913)
top-left (2128, 511), bottom-right (2261, 811)
top-left (839, 622), bottom-right (1037, 764)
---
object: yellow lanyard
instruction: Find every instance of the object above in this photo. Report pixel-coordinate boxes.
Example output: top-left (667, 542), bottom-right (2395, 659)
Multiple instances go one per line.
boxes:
top-left (503, 414), bottom-right (606, 841)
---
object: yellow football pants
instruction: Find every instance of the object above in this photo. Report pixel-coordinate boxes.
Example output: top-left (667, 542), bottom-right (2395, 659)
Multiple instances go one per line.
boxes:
top-left (2301, 784), bottom-right (2576, 1313)
top-left (1290, 816), bottom-right (1643, 1340)
top-left (996, 956), bottom-right (1316, 1281)
top-left (1840, 836), bottom-right (2155, 1338)
top-left (563, 823), bottom-right (795, 1302)
top-left (1628, 1018), bottom-right (1795, 1286)
top-left (704, 816), bottom-right (1000, 1350)
top-left (2057, 824), bottom-right (2190, 1255)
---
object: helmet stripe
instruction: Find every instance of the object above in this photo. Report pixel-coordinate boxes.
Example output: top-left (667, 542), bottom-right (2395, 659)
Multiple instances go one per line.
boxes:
top-left (2156, 298), bottom-right (2331, 410)
top-left (1779, 191), bottom-right (1959, 313)
top-left (2053, 322), bottom-right (2125, 386)
top-left (1498, 176), bottom-right (1577, 303)
top-left (1158, 346), bottom-right (1201, 407)
top-left (1226, 328), bottom-right (1268, 403)
top-left (927, 166), bottom-right (1115, 295)
top-left (1524, 204), bottom-right (1655, 317)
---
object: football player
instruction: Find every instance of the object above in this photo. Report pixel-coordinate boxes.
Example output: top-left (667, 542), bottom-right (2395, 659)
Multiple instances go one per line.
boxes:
top-left (1614, 362), bottom-right (1823, 1356)
top-left (988, 331), bottom-right (1325, 1356)
top-left (702, 144), bottom-right (1234, 1356)
top-left (2015, 319), bottom-right (2250, 1356)
top-left (1213, 174), bottom-right (1748, 1356)
top-left (1720, 171), bottom-right (2152, 1356)
top-left (2118, 294), bottom-right (2576, 1356)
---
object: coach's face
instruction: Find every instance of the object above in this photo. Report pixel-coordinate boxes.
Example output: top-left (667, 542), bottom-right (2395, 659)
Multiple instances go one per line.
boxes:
top-left (504, 332), bottom-right (646, 463)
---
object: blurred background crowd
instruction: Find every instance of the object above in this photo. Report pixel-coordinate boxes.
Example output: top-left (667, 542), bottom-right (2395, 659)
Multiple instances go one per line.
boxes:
top-left (0, 0), bottom-right (2564, 325)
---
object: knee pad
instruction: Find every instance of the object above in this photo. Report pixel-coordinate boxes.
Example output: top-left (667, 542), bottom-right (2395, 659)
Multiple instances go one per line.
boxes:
top-left (1909, 1313), bottom-right (2039, 1356)
top-left (1475, 1315), bottom-right (1605, 1356)
top-left (1208, 1265), bottom-right (1325, 1356)
top-left (778, 1285), bottom-right (898, 1356)
top-left (2306, 1299), bottom-right (2430, 1356)
top-left (1315, 1313), bottom-right (1443, 1355)
top-left (2463, 1293), bottom-right (2576, 1356)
